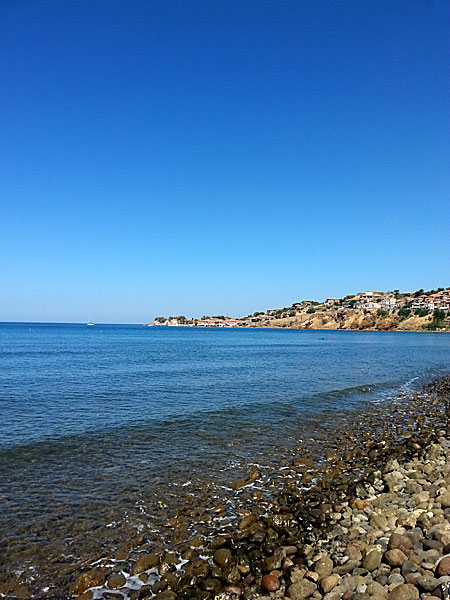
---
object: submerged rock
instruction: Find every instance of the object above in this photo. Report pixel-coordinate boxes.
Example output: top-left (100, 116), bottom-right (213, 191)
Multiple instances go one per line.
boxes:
top-left (70, 568), bottom-right (108, 595)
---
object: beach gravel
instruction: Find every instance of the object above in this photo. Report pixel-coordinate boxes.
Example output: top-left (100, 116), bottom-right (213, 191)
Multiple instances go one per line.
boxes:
top-left (62, 375), bottom-right (450, 600)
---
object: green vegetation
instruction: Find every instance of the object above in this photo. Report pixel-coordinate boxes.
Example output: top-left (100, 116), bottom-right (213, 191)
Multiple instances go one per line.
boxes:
top-left (414, 308), bottom-right (429, 317)
top-left (425, 309), bottom-right (447, 330)
top-left (398, 308), bottom-right (411, 320)
top-left (307, 307), bottom-right (316, 314)
top-left (377, 309), bottom-right (389, 317)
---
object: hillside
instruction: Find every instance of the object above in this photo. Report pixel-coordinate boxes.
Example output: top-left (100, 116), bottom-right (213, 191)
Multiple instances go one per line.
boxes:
top-left (151, 287), bottom-right (450, 331)
top-left (249, 307), bottom-right (436, 332)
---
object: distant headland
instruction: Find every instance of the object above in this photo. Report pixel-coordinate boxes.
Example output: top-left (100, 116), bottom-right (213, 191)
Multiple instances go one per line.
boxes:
top-left (150, 287), bottom-right (450, 331)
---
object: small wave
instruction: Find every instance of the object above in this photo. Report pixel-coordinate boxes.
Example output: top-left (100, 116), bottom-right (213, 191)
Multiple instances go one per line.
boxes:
top-left (315, 381), bottom-right (400, 401)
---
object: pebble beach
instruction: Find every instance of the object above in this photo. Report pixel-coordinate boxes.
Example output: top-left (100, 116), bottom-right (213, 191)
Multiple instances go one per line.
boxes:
top-left (45, 375), bottom-right (449, 600)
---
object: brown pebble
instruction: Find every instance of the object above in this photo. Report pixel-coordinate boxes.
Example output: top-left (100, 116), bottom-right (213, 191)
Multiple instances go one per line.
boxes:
top-left (225, 585), bottom-right (243, 596)
top-left (385, 549), bottom-right (408, 567)
top-left (70, 568), bottom-right (108, 596)
top-left (388, 583), bottom-right (419, 600)
top-left (107, 573), bottom-right (126, 589)
top-left (388, 533), bottom-right (413, 555)
top-left (261, 574), bottom-right (280, 592)
top-left (437, 555), bottom-right (450, 577)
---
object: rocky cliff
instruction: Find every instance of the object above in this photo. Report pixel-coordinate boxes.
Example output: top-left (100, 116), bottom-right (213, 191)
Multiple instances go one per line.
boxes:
top-left (252, 308), bottom-right (439, 332)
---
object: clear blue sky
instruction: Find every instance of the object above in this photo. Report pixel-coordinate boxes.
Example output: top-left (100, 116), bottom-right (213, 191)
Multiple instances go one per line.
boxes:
top-left (1, 1), bottom-right (449, 322)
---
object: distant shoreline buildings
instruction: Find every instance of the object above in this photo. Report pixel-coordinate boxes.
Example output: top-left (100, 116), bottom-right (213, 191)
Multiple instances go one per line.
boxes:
top-left (151, 287), bottom-right (450, 328)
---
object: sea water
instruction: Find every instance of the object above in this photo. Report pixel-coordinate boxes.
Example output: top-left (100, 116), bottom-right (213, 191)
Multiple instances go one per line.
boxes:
top-left (0, 323), bottom-right (449, 591)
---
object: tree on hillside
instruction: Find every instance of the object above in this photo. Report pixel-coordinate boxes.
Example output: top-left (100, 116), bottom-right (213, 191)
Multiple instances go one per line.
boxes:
top-left (427, 309), bottom-right (446, 330)
top-left (398, 308), bottom-right (411, 320)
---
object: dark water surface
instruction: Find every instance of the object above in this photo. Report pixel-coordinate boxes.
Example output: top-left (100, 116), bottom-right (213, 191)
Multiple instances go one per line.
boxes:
top-left (1, 323), bottom-right (450, 592)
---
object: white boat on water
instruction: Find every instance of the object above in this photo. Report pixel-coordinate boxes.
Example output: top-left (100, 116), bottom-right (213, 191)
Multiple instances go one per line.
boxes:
top-left (86, 322), bottom-right (95, 326)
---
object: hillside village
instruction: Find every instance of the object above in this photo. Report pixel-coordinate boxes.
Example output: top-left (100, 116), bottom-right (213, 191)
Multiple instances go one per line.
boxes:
top-left (151, 287), bottom-right (450, 331)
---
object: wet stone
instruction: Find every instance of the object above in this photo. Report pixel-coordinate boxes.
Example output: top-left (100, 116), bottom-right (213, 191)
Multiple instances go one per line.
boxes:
top-left (152, 580), bottom-right (168, 594)
top-left (225, 565), bottom-right (241, 585)
top-left (70, 568), bottom-right (108, 596)
top-left (239, 514), bottom-right (258, 530)
top-left (130, 586), bottom-right (152, 600)
top-left (184, 557), bottom-right (210, 580)
top-left (156, 591), bottom-right (178, 600)
top-left (107, 573), bottom-right (126, 589)
top-left (224, 585), bottom-right (242, 597)
top-left (214, 548), bottom-right (233, 570)
top-left (131, 552), bottom-right (160, 575)
top-left (264, 554), bottom-right (282, 571)
top-left (204, 578), bottom-right (222, 593)
top-left (261, 574), bottom-right (281, 592)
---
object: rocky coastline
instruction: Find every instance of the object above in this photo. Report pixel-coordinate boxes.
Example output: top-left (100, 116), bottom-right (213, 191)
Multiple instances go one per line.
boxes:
top-left (55, 376), bottom-right (450, 600)
top-left (2, 376), bottom-right (450, 600)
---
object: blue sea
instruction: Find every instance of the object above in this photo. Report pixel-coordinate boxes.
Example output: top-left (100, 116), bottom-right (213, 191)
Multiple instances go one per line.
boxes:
top-left (0, 322), bottom-right (449, 593)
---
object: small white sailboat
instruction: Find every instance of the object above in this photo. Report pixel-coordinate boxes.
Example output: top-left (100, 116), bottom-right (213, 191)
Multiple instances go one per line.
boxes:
top-left (86, 321), bottom-right (95, 326)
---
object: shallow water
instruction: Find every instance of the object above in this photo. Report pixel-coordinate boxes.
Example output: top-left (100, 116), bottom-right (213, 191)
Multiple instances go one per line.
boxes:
top-left (1, 324), bottom-right (450, 594)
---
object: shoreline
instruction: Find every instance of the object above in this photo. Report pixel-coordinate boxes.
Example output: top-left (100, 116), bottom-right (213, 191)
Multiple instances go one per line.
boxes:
top-left (150, 325), bottom-right (448, 333)
top-left (5, 374), bottom-right (446, 600)
top-left (246, 327), bottom-right (449, 334)
top-left (83, 376), bottom-right (448, 600)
